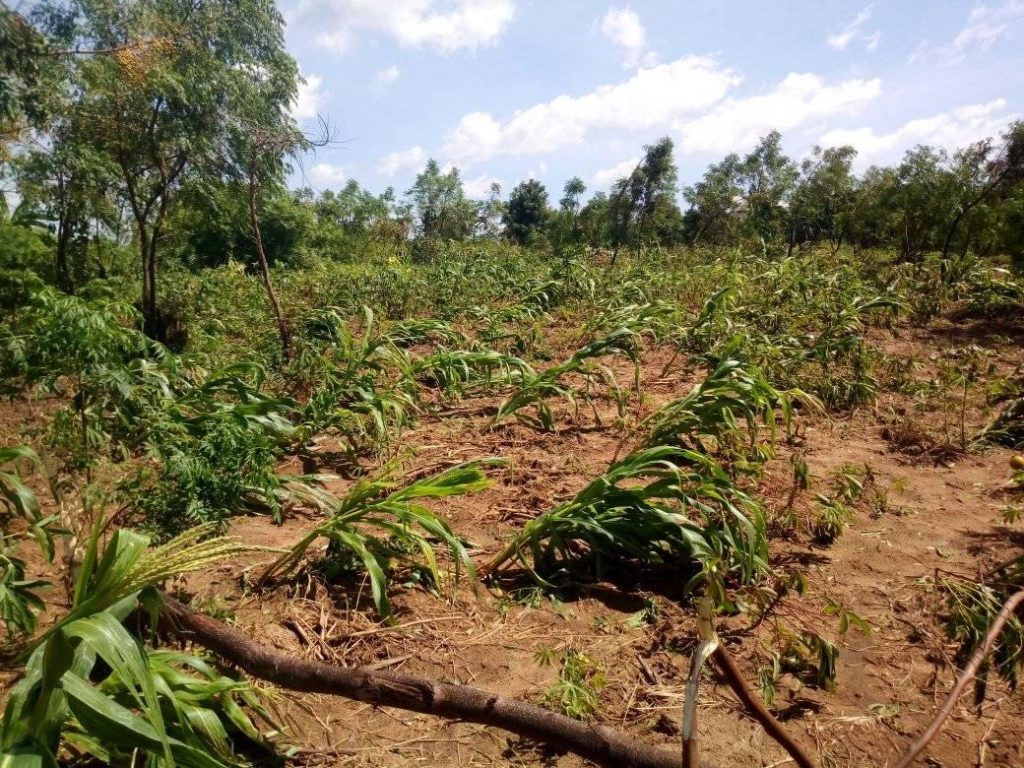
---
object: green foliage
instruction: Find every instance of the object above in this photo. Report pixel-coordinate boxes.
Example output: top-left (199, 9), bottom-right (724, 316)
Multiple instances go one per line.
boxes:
top-left (261, 461), bottom-right (498, 618)
top-left (0, 446), bottom-right (62, 639)
top-left (0, 523), bottom-right (268, 767)
top-left (492, 327), bottom-right (642, 430)
top-left (943, 570), bottom-right (1024, 692)
top-left (539, 648), bottom-right (605, 720)
top-left (811, 495), bottom-right (853, 544)
top-left (503, 179), bottom-right (550, 246)
top-left (484, 446), bottom-right (768, 604)
top-left (636, 359), bottom-right (808, 462)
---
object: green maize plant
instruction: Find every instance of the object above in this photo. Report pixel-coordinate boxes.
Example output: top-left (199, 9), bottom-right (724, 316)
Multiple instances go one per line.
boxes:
top-left (1, 446), bottom-right (63, 639)
top-left (65, 649), bottom-right (281, 765)
top-left (942, 570), bottom-right (1024, 693)
top-left (400, 348), bottom-right (534, 395)
top-left (492, 327), bottom-right (642, 431)
top-left (260, 461), bottom-right (499, 618)
top-left (290, 306), bottom-right (419, 456)
top-left (1, 523), bottom-right (265, 767)
top-left (380, 317), bottom-right (468, 348)
top-left (481, 446), bottom-right (768, 603)
top-left (634, 360), bottom-right (813, 462)
top-left (578, 300), bottom-right (677, 343)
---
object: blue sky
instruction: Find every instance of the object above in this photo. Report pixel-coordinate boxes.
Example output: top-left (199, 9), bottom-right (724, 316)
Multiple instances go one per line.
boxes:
top-left (280, 0), bottom-right (1024, 200)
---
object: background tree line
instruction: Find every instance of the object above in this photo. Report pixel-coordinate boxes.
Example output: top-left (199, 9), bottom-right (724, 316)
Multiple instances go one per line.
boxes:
top-left (3, 0), bottom-right (1024, 353)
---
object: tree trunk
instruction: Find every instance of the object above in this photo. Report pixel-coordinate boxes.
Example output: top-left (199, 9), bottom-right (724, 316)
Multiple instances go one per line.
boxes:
top-left (133, 220), bottom-right (158, 338)
top-left (55, 217), bottom-right (74, 294)
top-left (160, 595), bottom-right (684, 768)
top-left (248, 172), bottom-right (291, 362)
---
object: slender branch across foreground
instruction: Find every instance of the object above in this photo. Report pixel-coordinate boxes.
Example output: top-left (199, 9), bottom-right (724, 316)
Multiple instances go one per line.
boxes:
top-left (160, 595), bottom-right (685, 768)
top-left (161, 589), bottom-right (1024, 768)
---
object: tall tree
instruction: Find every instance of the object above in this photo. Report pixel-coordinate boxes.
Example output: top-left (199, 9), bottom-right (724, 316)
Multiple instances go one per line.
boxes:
top-left (40, 0), bottom-right (298, 340)
top-left (503, 179), bottom-right (549, 246)
top-left (406, 159), bottom-right (475, 253)
top-left (787, 145), bottom-right (857, 255)
top-left (939, 121), bottom-right (1024, 261)
top-left (736, 131), bottom-right (797, 243)
top-left (474, 181), bottom-right (504, 240)
top-left (609, 137), bottom-right (681, 260)
top-left (683, 154), bottom-right (742, 245)
top-left (14, 120), bottom-right (118, 291)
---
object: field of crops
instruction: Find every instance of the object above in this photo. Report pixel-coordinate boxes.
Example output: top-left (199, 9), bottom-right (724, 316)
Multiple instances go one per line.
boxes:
top-left (3, 242), bottom-right (1024, 767)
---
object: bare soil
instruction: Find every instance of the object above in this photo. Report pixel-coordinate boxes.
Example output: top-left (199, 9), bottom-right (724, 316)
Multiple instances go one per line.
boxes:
top-left (3, 308), bottom-right (1024, 768)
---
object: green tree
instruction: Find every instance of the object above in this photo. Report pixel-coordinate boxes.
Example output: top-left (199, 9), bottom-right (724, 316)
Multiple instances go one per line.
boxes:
top-left (939, 121), bottom-right (1024, 261)
top-left (406, 159), bottom-right (475, 251)
top-left (608, 137), bottom-right (682, 259)
top-left (736, 131), bottom-right (797, 243)
top-left (683, 154), bottom-right (742, 245)
top-left (549, 176), bottom-right (586, 252)
top-left (503, 179), bottom-right (550, 246)
top-left (14, 120), bottom-right (118, 291)
top-left (786, 145), bottom-right (857, 255)
top-left (474, 181), bottom-right (504, 240)
top-left (42, 0), bottom-right (298, 340)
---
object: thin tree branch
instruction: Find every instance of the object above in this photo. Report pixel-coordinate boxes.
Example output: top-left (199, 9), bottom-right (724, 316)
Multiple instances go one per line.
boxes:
top-left (892, 589), bottom-right (1024, 768)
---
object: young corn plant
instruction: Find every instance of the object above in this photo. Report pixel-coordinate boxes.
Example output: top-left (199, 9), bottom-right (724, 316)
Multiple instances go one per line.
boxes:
top-left (579, 300), bottom-right (676, 342)
top-left (1, 446), bottom-right (63, 639)
top-left (259, 461), bottom-right (499, 618)
top-left (481, 446), bottom-right (768, 604)
top-left (400, 348), bottom-right (534, 395)
top-left (0, 523), bottom-right (266, 767)
top-left (491, 328), bottom-right (642, 431)
top-left (632, 360), bottom-right (811, 464)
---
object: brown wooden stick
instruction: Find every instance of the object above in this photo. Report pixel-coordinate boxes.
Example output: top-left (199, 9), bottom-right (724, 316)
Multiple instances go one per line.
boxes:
top-left (711, 643), bottom-right (817, 768)
top-left (892, 589), bottom-right (1024, 768)
top-left (160, 595), bottom-right (686, 768)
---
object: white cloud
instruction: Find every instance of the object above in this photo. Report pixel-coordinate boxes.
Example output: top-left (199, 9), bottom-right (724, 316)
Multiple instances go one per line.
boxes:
top-left (443, 55), bottom-right (741, 167)
top-left (593, 156), bottom-right (639, 186)
top-left (912, 0), bottom-right (1024, 63)
top-left (864, 30), bottom-right (881, 51)
top-left (951, 0), bottom-right (1024, 53)
top-left (679, 72), bottom-right (882, 154)
top-left (378, 146), bottom-right (427, 177)
top-left (819, 99), bottom-right (1018, 167)
top-left (600, 7), bottom-right (651, 68)
top-left (464, 175), bottom-right (502, 198)
top-left (827, 6), bottom-right (872, 50)
top-left (291, 74), bottom-right (324, 121)
top-left (373, 65), bottom-right (401, 88)
top-left (302, 0), bottom-right (515, 55)
top-left (309, 163), bottom-right (347, 186)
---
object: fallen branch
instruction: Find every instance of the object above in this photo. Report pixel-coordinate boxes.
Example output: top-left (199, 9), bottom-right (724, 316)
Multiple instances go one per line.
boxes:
top-left (892, 589), bottom-right (1024, 768)
top-left (160, 595), bottom-right (686, 768)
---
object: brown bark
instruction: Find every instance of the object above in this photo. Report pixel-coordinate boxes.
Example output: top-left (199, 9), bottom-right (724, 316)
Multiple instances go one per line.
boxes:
top-left (892, 589), bottom-right (1024, 768)
top-left (247, 170), bottom-right (290, 362)
top-left (711, 643), bottom-right (816, 768)
top-left (160, 595), bottom-right (685, 768)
